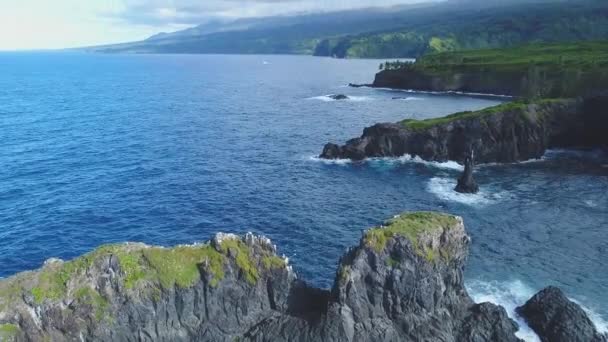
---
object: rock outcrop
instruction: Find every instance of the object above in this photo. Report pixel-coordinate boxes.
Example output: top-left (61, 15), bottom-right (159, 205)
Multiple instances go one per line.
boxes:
top-left (0, 212), bottom-right (524, 342)
top-left (455, 153), bottom-right (479, 194)
top-left (372, 59), bottom-right (608, 99)
top-left (320, 97), bottom-right (608, 163)
top-left (329, 94), bottom-right (349, 100)
top-left (516, 286), bottom-right (608, 342)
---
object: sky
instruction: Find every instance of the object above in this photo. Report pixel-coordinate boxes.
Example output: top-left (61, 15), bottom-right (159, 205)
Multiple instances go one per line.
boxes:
top-left (0, 0), bottom-right (432, 51)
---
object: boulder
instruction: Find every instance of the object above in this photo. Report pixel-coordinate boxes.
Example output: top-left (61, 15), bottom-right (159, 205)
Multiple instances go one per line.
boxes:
top-left (516, 286), bottom-right (607, 342)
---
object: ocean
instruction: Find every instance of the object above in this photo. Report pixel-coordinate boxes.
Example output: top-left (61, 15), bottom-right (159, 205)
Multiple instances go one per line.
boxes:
top-left (0, 52), bottom-right (606, 340)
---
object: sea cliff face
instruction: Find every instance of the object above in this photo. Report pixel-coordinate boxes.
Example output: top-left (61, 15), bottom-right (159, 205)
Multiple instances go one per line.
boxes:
top-left (371, 42), bottom-right (608, 98)
top-left (0, 212), bottom-right (518, 342)
top-left (321, 96), bottom-right (608, 163)
top-left (1, 212), bottom-right (604, 341)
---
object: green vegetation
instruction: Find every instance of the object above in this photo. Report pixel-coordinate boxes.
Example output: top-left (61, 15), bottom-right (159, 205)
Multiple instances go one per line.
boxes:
top-left (75, 287), bottom-right (110, 322)
top-left (321, 2), bottom-right (608, 58)
top-left (142, 245), bottom-right (225, 288)
top-left (400, 101), bottom-right (528, 131)
top-left (262, 255), bottom-right (286, 270)
top-left (400, 98), bottom-right (570, 131)
top-left (0, 323), bottom-right (19, 341)
top-left (363, 212), bottom-right (458, 261)
top-left (339, 265), bottom-right (351, 282)
top-left (218, 239), bottom-right (259, 285)
top-left (415, 41), bottom-right (608, 70)
top-left (0, 234), bottom-right (286, 308)
top-left (94, 1), bottom-right (608, 59)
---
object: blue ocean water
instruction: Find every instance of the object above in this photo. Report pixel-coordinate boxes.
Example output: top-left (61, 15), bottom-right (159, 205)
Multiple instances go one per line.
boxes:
top-left (1, 53), bottom-right (606, 336)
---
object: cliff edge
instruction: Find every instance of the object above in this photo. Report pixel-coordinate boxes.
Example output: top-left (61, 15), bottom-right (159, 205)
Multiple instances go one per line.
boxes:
top-left (0, 212), bottom-right (519, 342)
top-left (0, 212), bottom-right (603, 341)
top-left (321, 96), bottom-right (608, 163)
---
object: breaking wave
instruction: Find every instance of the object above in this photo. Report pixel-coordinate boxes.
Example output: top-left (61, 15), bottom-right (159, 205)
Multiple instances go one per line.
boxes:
top-left (467, 279), bottom-right (608, 341)
top-left (426, 177), bottom-right (512, 206)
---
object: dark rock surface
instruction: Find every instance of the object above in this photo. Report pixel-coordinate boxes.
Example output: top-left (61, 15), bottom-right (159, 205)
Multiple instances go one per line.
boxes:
top-left (516, 286), bottom-right (608, 342)
top-left (329, 94), bottom-right (349, 100)
top-left (320, 97), bottom-right (608, 163)
top-left (0, 212), bottom-right (525, 342)
top-left (372, 65), bottom-right (608, 98)
top-left (455, 154), bottom-right (479, 194)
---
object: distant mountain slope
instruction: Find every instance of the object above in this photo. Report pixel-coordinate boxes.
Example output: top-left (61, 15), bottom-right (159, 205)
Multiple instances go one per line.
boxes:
top-left (86, 0), bottom-right (608, 58)
top-left (319, 0), bottom-right (608, 58)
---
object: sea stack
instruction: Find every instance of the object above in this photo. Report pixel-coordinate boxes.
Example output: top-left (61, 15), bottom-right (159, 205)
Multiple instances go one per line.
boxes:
top-left (455, 152), bottom-right (479, 194)
top-left (516, 286), bottom-right (608, 342)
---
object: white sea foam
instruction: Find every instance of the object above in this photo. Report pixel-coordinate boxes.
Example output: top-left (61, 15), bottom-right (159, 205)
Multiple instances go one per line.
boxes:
top-left (308, 156), bottom-right (352, 165)
top-left (360, 86), bottom-right (515, 98)
top-left (368, 155), bottom-right (463, 170)
top-left (307, 94), bottom-right (373, 102)
top-left (308, 154), bottom-right (463, 170)
top-left (467, 279), bottom-right (608, 340)
top-left (394, 96), bottom-right (424, 101)
top-left (467, 279), bottom-right (541, 342)
top-left (426, 177), bottom-right (512, 206)
top-left (584, 200), bottom-right (598, 208)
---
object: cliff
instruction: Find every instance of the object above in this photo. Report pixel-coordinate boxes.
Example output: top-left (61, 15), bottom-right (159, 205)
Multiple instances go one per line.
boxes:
top-left (1, 212), bottom-right (604, 341)
top-left (321, 96), bottom-right (608, 163)
top-left (0, 212), bottom-right (522, 342)
top-left (372, 42), bottom-right (608, 98)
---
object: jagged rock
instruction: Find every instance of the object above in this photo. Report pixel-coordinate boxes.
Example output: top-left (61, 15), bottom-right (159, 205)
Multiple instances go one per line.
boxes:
top-left (329, 94), bottom-right (349, 100)
top-left (455, 154), bottom-right (479, 194)
top-left (0, 212), bottom-right (525, 341)
top-left (320, 98), bottom-right (608, 163)
top-left (516, 286), bottom-right (608, 342)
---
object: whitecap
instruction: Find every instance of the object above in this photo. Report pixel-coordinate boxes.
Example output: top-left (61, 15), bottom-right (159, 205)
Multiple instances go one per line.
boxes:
top-left (393, 96), bottom-right (424, 101)
top-left (370, 86), bottom-right (515, 99)
top-left (306, 95), bottom-right (373, 102)
top-left (426, 177), bottom-right (511, 206)
top-left (466, 279), bottom-right (541, 342)
top-left (308, 156), bottom-right (352, 165)
top-left (584, 200), bottom-right (598, 208)
top-left (307, 154), bottom-right (463, 170)
top-left (367, 155), bottom-right (463, 171)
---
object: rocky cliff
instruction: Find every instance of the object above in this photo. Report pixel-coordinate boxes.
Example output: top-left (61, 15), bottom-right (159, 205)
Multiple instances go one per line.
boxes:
top-left (371, 42), bottom-right (608, 98)
top-left (0, 212), bottom-right (520, 342)
top-left (0, 212), bottom-right (603, 342)
top-left (321, 96), bottom-right (608, 163)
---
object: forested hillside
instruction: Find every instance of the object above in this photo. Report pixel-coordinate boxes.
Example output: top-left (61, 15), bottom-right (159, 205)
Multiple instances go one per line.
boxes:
top-left (88, 0), bottom-right (608, 58)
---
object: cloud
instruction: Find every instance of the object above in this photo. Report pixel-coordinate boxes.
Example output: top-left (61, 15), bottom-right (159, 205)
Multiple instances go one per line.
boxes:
top-left (105, 0), bottom-right (432, 26)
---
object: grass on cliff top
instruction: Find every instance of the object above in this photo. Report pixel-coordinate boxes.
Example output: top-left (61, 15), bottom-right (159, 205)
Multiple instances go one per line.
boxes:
top-left (1, 236), bottom-right (287, 306)
top-left (400, 101), bottom-right (526, 130)
top-left (363, 212), bottom-right (459, 261)
top-left (399, 99), bottom-right (566, 131)
top-left (415, 41), bottom-right (608, 70)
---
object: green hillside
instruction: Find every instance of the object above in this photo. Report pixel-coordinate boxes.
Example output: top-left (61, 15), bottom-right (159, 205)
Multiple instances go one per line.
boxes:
top-left (90, 1), bottom-right (608, 58)
top-left (315, 1), bottom-right (608, 58)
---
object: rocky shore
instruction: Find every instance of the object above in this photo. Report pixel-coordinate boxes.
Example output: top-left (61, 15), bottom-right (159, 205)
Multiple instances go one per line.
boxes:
top-left (321, 95), bottom-right (608, 163)
top-left (0, 212), bottom-right (604, 341)
top-left (370, 42), bottom-right (608, 98)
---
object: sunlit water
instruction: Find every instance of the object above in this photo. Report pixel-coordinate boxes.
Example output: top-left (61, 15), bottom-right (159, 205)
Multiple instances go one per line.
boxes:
top-left (1, 52), bottom-right (606, 338)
